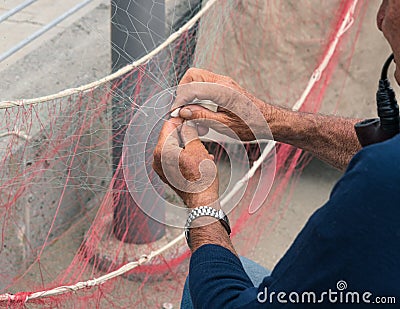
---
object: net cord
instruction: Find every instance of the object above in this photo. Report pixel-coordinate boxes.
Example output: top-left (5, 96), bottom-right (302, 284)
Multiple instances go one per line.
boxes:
top-left (0, 0), bottom-right (358, 303)
top-left (0, 0), bottom-right (219, 109)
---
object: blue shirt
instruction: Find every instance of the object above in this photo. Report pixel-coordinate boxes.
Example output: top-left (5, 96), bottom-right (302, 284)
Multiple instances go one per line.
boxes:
top-left (189, 134), bottom-right (400, 308)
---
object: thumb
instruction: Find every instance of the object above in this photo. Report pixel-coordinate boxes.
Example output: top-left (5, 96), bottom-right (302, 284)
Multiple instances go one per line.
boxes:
top-left (179, 105), bottom-right (225, 124)
top-left (180, 105), bottom-right (230, 138)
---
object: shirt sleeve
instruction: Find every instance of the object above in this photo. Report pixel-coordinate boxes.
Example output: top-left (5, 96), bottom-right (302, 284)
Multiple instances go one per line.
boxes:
top-left (189, 134), bottom-right (400, 308)
top-left (189, 244), bottom-right (265, 309)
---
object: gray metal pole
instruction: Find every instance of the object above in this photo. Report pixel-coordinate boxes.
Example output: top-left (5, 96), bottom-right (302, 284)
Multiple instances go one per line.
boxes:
top-left (111, 0), bottom-right (166, 244)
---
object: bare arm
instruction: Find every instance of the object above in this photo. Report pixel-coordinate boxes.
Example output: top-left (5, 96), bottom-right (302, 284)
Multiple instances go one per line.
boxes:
top-left (189, 221), bottom-right (236, 254)
top-left (176, 68), bottom-right (362, 171)
top-left (270, 107), bottom-right (362, 170)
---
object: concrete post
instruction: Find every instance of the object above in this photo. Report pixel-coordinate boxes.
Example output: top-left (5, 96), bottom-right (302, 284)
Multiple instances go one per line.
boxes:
top-left (111, 0), bottom-right (166, 244)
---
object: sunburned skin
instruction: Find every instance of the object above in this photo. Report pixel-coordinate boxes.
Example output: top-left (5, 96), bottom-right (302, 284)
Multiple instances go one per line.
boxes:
top-left (174, 72), bottom-right (362, 170)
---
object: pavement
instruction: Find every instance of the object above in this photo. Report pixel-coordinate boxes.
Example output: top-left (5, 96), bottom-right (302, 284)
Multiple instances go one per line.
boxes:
top-left (0, 0), bottom-right (105, 71)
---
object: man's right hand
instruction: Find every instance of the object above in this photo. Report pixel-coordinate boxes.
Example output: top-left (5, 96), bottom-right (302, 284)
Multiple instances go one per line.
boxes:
top-left (172, 68), bottom-right (280, 141)
top-left (173, 68), bottom-right (362, 171)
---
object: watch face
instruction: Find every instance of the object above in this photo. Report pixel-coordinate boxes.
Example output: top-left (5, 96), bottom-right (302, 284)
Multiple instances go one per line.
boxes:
top-left (184, 227), bottom-right (191, 248)
top-left (220, 217), bottom-right (231, 235)
top-left (217, 209), bottom-right (231, 234)
top-left (224, 214), bottom-right (230, 227)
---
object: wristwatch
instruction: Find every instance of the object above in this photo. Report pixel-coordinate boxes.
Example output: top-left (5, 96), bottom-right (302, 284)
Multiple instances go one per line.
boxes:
top-left (184, 206), bottom-right (231, 249)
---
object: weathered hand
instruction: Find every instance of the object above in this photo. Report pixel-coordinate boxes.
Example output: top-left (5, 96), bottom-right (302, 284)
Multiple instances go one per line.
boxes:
top-left (172, 68), bottom-right (276, 141)
top-left (152, 117), bottom-right (219, 208)
top-left (171, 68), bottom-right (362, 171)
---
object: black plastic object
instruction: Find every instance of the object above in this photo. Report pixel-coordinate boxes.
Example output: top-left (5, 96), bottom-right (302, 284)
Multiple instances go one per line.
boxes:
top-left (355, 54), bottom-right (399, 147)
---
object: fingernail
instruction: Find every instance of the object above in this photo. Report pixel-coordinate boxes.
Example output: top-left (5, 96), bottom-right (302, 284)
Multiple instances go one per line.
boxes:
top-left (170, 108), bottom-right (181, 118)
top-left (180, 108), bottom-right (193, 118)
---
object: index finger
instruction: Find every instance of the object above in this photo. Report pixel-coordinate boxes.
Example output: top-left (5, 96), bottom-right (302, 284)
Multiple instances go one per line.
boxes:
top-left (172, 82), bottom-right (236, 110)
top-left (179, 68), bottom-right (220, 85)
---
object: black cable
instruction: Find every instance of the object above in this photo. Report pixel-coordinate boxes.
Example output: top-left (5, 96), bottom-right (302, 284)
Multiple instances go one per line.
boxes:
top-left (377, 54), bottom-right (399, 133)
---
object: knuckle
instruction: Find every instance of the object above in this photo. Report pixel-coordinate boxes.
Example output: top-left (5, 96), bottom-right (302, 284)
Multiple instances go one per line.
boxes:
top-left (192, 110), bottom-right (208, 120)
top-left (192, 68), bottom-right (217, 81)
top-left (186, 67), bottom-right (196, 74)
top-left (220, 75), bottom-right (233, 83)
top-left (180, 68), bottom-right (197, 84)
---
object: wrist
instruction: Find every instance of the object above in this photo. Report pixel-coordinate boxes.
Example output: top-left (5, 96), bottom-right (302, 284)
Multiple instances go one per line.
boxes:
top-left (184, 193), bottom-right (220, 209)
top-left (265, 106), bottom-right (305, 143)
top-left (261, 103), bottom-right (283, 137)
top-left (185, 206), bottom-right (232, 253)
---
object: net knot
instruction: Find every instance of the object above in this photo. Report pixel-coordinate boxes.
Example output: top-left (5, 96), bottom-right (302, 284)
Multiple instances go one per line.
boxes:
top-left (84, 279), bottom-right (97, 288)
top-left (138, 254), bottom-right (150, 264)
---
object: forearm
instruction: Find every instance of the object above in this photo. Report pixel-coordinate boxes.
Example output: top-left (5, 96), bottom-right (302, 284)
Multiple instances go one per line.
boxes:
top-left (189, 220), bottom-right (237, 255)
top-left (268, 107), bottom-right (362, 170)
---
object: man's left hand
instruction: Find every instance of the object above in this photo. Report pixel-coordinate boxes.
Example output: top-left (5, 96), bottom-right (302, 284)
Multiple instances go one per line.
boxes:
top-left (153, 117), bottom-right (219, 208)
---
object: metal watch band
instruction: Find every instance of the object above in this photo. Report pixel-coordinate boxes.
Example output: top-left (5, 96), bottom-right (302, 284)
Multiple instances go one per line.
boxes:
top-left (184, 206), bottom-right (231, 249)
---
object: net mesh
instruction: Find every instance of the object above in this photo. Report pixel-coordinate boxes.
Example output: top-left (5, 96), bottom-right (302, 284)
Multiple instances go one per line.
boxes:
top-left (0, 0), bottom-right (368, 307)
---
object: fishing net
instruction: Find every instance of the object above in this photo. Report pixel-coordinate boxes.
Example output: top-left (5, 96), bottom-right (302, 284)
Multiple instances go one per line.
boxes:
top-left (0, 0), bottom-right (369, 307)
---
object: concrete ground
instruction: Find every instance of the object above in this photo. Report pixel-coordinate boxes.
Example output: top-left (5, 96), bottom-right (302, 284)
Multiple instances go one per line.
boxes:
top-left (0, 0), bottom-right (107, 74)
top-left (0, 0), bottom-right (110, 100)
top-left (0, 0), bottom-right (395, 307)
